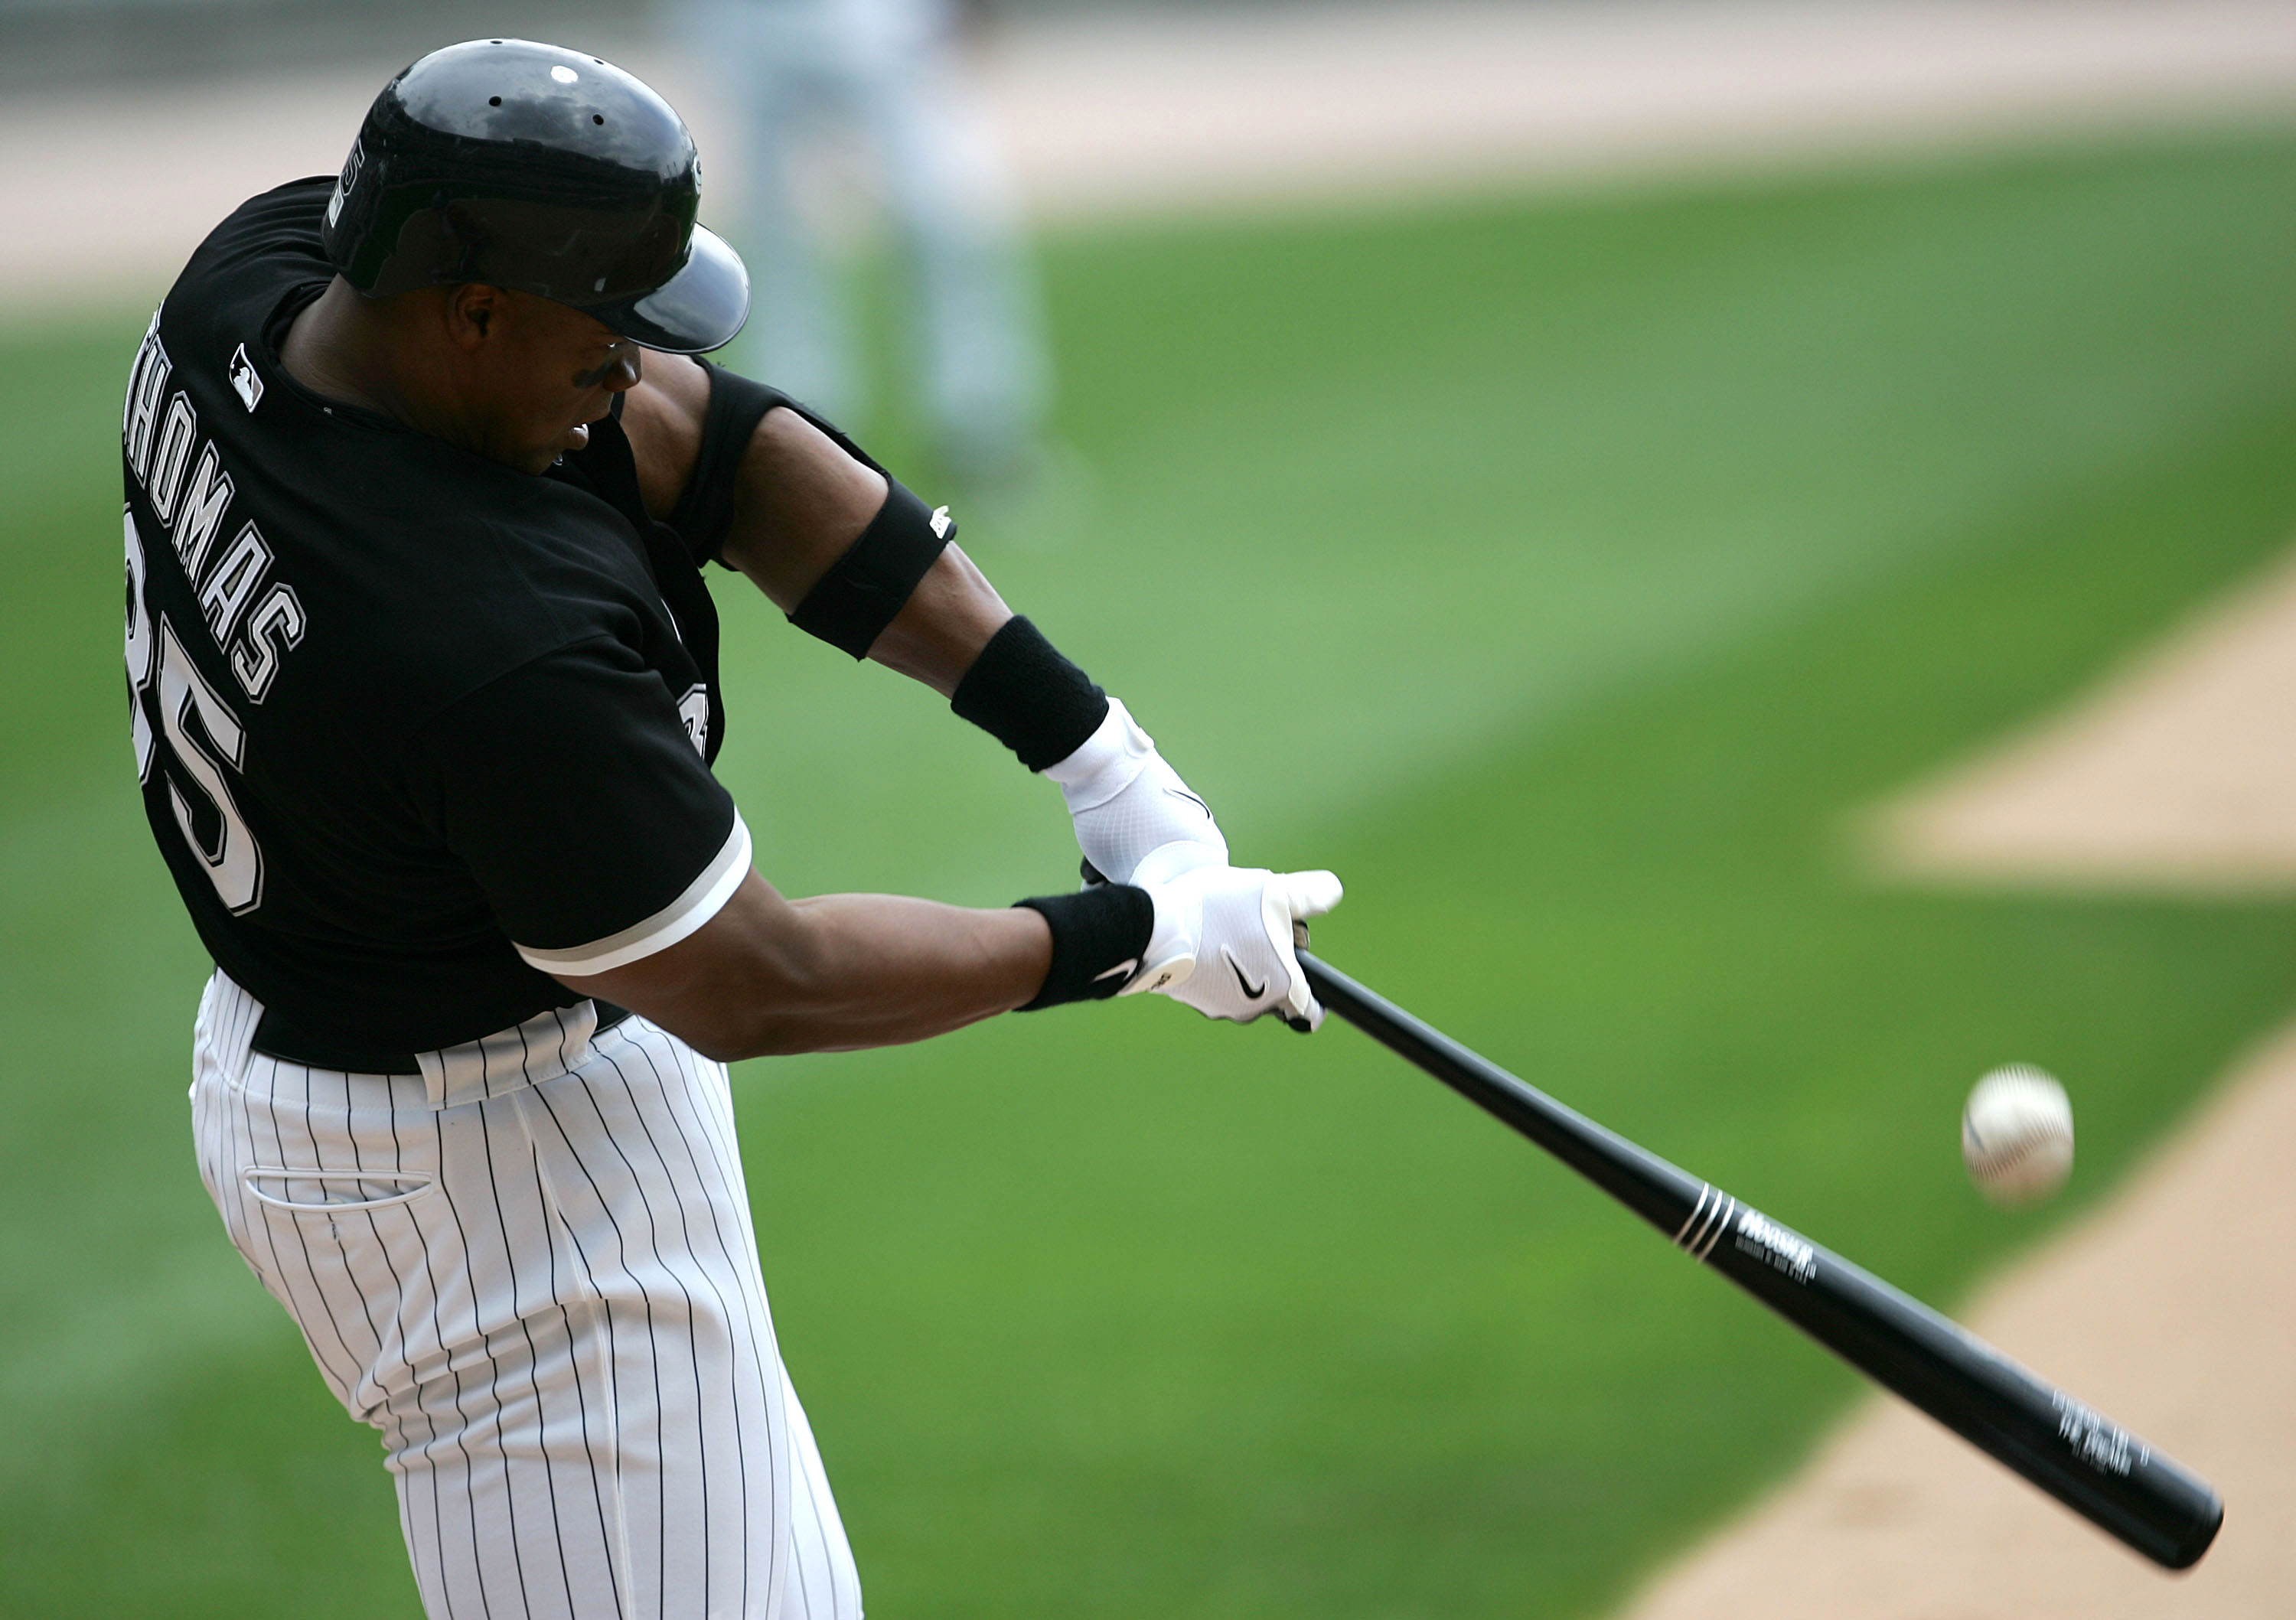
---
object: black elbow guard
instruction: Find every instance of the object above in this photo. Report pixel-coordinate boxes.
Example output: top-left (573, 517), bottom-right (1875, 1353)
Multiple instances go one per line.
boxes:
top-left (788, 479), bottom-right (956, 659)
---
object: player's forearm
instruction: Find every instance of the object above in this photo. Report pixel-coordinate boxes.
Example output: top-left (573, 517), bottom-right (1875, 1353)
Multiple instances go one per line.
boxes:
top-left (758, 891), bottom-right (1052, 1054)
top-left (555, 873), bottom-right (1052, 1061)
top-left (859, 545), bottom-right (1012, 695)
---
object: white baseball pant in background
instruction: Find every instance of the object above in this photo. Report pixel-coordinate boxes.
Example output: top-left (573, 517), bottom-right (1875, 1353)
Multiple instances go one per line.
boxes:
top-left (190, 971), bottom-right (863, 1620)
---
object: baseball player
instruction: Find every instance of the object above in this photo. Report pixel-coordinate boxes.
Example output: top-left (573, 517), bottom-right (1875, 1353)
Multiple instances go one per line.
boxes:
top-left (121, 38), bottom-right (1339, 1620)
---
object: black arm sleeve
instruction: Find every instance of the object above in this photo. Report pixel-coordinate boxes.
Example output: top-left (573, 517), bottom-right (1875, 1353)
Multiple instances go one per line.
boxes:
top-left (670, 361), bottom-right (889, 566)
top-left (416, 637), bottom-right (743, 964)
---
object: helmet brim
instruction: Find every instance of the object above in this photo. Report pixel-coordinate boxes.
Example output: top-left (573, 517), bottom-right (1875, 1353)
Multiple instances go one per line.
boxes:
top-left (598, 224), bottom-right (750, 354)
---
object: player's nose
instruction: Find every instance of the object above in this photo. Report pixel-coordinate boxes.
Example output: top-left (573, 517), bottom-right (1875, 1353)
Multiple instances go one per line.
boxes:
top-left (572, 343), bottom-right (644, 393)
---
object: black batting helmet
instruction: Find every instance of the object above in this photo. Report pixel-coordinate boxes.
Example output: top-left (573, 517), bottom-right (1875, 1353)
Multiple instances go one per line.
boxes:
top-left (321, 38), bottom-right (748, 354)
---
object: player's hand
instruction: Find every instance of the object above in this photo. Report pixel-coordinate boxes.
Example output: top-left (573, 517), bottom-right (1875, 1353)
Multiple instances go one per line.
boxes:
top-left (1121, 848), bottom-right (1343, 1031)
top-left (1044, 699), bottom-right (1228, 885)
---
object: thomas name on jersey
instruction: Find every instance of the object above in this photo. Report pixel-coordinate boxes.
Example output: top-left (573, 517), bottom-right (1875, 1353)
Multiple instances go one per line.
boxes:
top-left (122, 308), bottom-right (307, 709)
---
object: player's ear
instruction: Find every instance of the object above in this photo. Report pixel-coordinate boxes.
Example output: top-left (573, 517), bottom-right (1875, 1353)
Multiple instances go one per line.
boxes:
top-left (443, 284), bottom-right (506, 352)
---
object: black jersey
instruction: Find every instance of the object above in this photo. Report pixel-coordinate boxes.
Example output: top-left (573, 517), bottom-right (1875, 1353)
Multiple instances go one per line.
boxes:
top-left (122, 178), bottom-right (748, 1054)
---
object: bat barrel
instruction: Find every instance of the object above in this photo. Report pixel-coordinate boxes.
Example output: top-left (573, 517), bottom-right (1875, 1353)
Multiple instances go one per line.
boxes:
top-left (1296, 950), bottom-right (2225, 1570)
top-left (1698, 1198), bottom-right (2223, 1567)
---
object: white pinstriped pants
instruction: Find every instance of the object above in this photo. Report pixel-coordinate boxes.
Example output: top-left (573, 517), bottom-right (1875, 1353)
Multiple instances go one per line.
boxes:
top-left (190, 971), bottom-right (863, 1620)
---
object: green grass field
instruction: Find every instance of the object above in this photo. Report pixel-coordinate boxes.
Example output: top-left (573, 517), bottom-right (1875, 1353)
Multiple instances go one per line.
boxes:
top-left (5, 128), bottom-right (2295, 1617)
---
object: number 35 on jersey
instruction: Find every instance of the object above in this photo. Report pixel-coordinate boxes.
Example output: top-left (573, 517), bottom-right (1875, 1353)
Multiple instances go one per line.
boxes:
top-left (122, 311), bottom-right (305, 916)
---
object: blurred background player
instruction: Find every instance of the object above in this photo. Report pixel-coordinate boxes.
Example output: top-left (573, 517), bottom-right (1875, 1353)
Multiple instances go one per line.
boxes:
top-left (684, 0), bottom-right (1050, 491)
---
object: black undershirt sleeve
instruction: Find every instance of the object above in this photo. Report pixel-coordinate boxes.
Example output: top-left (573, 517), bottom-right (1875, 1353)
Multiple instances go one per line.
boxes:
top-left (670, 362), bottom-right (892, 567)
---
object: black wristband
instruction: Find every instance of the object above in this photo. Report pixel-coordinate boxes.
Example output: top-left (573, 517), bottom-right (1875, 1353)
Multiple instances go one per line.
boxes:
top-left (951, 615), bottom-right (1111, 771)
top-left (1013, 884), bottom-right (1153, 1010)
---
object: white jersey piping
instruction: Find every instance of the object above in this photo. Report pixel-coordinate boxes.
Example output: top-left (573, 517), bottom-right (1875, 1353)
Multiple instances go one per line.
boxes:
top-left (515, 813), bottom-right (751, 976)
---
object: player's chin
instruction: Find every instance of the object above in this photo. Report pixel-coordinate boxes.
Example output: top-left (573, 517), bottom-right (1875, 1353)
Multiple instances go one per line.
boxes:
top-left (514, 420), bottom-right (591, 474)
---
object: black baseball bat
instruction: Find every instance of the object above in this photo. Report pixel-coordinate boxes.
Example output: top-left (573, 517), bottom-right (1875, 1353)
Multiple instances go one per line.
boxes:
top-left (1296, 949), bottom-right (2223, 1569)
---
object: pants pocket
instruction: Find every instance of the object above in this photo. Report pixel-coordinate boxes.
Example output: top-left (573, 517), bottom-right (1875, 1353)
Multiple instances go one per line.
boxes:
top-left (240, 1167), bottom-right (435, 1213)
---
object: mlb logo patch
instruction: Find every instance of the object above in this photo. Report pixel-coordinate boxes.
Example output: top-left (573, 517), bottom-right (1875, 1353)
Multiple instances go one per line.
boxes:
top-left (227, 344), bottom-right (264, 413)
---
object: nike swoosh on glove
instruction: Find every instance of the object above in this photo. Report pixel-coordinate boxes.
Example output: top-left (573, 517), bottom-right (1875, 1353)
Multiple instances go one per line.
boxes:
top-left (1043, 699), bottom-right (1228, 885)
top-left (1122, 849), bottom-right (1344, 1031)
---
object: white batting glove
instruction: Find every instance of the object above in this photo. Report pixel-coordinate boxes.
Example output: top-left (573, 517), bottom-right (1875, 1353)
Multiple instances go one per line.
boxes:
top-left (1121, 846), bottom-right (1344, 1031)
top-left (1043, 699), bottom-right (1228, 886)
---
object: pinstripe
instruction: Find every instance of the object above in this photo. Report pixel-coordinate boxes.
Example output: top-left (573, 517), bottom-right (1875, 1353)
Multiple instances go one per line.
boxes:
top-left (529, 1076), bottom-right (673, 1617)
top-left (243, 1051), bottom-right (361, 1396)
top-left (591, 1297), bottom-right (635, 1620)
top-left (517, 1022), bottom-right (609, 1620)
top-left (392, 1068), bottom-right (455, 1620)
top-left (483, 1019), bottom-right (550, 1620)
top-left (671, 1045), bottom-right (771, 1315)
top-left (800, 1406), bottom-right (827, 1620)
top-left (535, 1036), bottom-right (785, 1618)
top-left (426, 1107), bottom-right (498, 1620)
top-left (190, 976), bottom-right (850, 1619)
top-left (263, 1057), bottom-right (367, 1402)
top-left (523, 1085), bottom-right (647, 1618)
top-left (647, 1033), bottom-right (787, 1614)
top-left (642, 1037), bottom-right (773, 1618)
top-left (526, 1129), bottom-right (625, 1619)
top-left (337, 1064), bottom-right (433, 1602)
top-left (517, 1101), bottom-right (634, 1620)
top-left (503, 1023), bottom-right (583, 1615)
top-left (403, 1095), bottom-right (468, 1620)
top-left (473, 1073), bottom-right (550, 1620)
top-left (311, 1067), bottom-right (396, 1387)
top-left (518, 1054), bottom-right (644, 1618)
top-left (583, 1054), bottom-right (708, 1620)
top-left (569, 1046), bottom-right (730, 1615)
top-left (782, 1371), bottom-right (860, 1620)
top-left (683, 1062), bottom-right (794, 1620)
top-left (587, 1052), bottom-right (712, 1620)
top-left (377, 1070), bottom-right (451, 1612)
top-left (693, 1044), bottom-right (821, 1619)
top-left (604, 1039), bottom-right (767, 1616)
top-left (687, 1054), bottom-right (771, 1302)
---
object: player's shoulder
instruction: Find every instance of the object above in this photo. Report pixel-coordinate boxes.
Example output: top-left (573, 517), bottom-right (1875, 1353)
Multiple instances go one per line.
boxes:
top-left (164, 178), bottom-right (336, 344)
top-left (192, 176), bottom-right (337, 265)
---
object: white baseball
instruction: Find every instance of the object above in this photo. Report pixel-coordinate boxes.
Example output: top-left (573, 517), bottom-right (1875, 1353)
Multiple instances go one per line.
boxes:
top-left (1962, 1064), bottom-right (2074, 1207)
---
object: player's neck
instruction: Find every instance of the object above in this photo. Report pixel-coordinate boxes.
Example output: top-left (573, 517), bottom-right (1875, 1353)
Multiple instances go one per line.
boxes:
top-left (279, 279), bottom-right (411, 416)
top-left (279, 279), bottom-right (491, 458)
